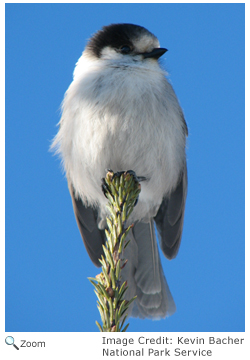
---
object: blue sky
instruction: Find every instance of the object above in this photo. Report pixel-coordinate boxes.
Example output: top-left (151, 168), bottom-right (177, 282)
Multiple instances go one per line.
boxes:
top-left (5, 3), bottom-right (245, 332)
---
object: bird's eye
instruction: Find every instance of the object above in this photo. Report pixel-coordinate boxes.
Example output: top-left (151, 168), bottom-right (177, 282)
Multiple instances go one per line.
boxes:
top-left (120, 45), bottom-right (132, 54)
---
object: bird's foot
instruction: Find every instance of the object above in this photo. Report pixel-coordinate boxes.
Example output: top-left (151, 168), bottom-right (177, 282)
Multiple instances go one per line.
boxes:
top-left (101, 169), bottom-right (145, 206)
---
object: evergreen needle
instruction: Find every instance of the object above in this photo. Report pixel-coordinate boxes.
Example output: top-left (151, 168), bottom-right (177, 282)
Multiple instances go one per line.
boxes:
top-left (89, 170), bottom-right (141, 332)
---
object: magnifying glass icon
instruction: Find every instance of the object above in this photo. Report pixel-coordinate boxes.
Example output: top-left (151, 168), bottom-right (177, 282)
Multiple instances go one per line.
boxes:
top-left (5, 336), bottom-right (19, 350)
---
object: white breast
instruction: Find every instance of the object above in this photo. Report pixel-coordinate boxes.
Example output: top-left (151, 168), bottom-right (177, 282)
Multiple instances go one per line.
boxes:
top-left (53, 55), bottom-right (186, 227)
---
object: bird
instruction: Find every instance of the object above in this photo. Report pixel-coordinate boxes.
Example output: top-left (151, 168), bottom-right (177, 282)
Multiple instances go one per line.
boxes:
top-left (52, 23), bottom-right (188, 319)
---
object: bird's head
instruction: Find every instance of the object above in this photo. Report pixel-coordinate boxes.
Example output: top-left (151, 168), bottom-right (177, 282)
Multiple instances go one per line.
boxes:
top-left (85, 23), bottom-right (167, 64)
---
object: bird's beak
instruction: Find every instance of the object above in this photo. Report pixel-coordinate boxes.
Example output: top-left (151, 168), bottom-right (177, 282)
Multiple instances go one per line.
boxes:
top-left (142, 47), bottom-right (168, 59)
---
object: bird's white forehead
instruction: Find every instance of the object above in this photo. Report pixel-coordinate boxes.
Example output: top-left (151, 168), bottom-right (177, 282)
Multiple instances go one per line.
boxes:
top-left (133, 34), bottom-right (160, 53)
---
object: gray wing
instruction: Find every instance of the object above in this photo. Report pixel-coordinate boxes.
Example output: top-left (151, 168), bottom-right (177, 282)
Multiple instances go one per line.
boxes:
top-left (68, 183), bottom-right (105, 267)
top-left (154, 164), bottom-right (187, 259)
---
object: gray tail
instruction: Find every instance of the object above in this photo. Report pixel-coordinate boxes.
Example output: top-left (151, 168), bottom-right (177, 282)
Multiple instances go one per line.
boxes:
top-left (121, 220), bottom-right (176, 319)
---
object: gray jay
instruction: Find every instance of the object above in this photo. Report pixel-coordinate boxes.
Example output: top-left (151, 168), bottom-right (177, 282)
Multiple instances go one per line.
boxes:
top-left (52, 23), bottom-right (188, 319)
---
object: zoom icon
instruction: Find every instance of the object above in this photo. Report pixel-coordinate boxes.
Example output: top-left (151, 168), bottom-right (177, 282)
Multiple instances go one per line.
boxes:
top-left (5, 336), bottom-right (19, 350)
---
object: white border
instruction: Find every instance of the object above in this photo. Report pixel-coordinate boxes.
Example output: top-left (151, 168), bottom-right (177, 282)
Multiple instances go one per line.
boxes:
top-left (2, 1), bottom-right (248, 359)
